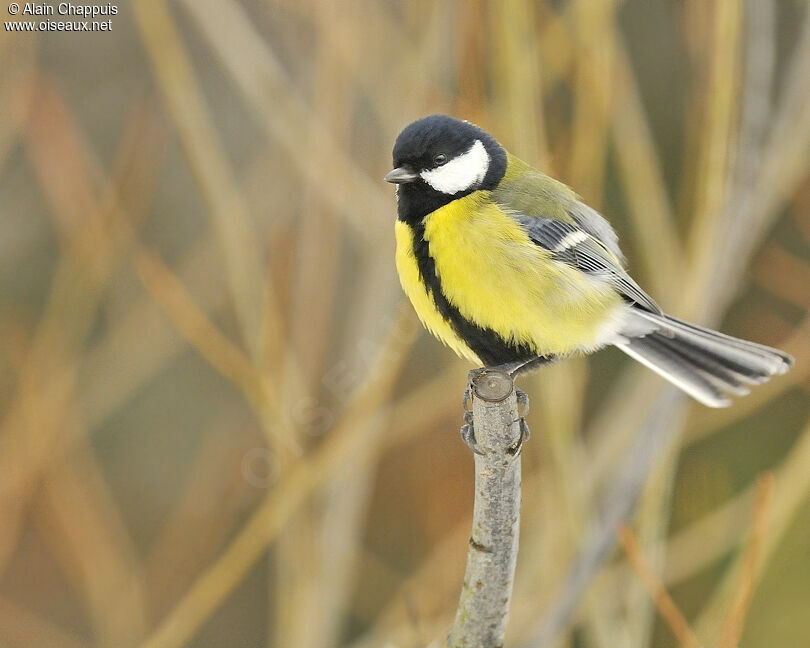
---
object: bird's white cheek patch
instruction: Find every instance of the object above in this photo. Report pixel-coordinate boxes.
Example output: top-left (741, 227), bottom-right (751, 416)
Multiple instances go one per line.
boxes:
top-left (421, 139), bottom-right (490, 195)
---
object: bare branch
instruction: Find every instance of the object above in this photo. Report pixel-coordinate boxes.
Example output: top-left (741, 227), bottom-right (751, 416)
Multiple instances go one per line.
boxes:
top-left (448, 371), bottom-right (522, 648)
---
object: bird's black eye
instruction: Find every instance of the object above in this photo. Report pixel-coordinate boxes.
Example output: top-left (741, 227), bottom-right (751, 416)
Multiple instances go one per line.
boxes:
top-left (433, 153), bottom-right (447, 166)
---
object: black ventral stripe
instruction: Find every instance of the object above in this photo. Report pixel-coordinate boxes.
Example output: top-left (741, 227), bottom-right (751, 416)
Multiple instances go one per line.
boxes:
top-left (409, 219), bottom-right (536, 366)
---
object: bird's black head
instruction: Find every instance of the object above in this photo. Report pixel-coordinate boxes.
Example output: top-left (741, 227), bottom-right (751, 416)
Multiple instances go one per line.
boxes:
top-left (385, 115), bottom-right (507, 224)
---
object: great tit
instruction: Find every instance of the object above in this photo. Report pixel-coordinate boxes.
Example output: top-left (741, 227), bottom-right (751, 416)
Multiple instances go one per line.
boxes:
top-left (385, 114), bottom-right (793, 407)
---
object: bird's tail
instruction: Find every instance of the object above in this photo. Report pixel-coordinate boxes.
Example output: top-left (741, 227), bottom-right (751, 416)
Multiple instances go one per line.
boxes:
top-left (614, 311), bottom-right (794, 407)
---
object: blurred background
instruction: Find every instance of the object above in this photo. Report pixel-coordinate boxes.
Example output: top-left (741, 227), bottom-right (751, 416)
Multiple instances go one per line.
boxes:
top-left (1, 1), bottom-right (809, 647)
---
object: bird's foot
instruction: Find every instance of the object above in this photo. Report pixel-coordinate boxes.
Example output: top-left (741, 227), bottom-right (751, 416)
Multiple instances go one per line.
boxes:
top-left (461, 374), bottom-right (484, 455)
top-left (460, 369), bottom-right (530, 456)
top-left (508, 386), bottom-right (531, 457)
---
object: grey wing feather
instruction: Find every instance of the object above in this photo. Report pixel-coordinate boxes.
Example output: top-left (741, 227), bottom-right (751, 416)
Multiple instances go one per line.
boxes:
top-left (512, 213), bottom-right (662, 314)
top-left (568, 201), bottom-right (625, 263)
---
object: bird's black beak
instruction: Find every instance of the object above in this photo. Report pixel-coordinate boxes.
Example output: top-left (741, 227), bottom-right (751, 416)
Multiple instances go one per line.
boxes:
top-left (384, 166), bottom-right (419, 184)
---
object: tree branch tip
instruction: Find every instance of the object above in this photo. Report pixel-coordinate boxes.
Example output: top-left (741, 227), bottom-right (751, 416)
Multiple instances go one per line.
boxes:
top-left (471, 370), bottom-right (514, 403)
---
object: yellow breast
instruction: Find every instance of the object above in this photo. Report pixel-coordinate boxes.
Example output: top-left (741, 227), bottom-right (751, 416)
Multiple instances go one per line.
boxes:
top-left (395, 220), bottom-right (481, 363)
top-left (395, 191), bottom-right (623, 361)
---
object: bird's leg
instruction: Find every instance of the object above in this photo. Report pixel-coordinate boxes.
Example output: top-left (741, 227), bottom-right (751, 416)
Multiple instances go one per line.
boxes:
top-left (496, 355), bottom-right (555, 377)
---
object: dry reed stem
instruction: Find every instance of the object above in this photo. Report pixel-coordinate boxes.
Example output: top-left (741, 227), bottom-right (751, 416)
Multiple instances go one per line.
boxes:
top-left (143, 409), bottom-right (258, 616)
top-left (611, 475), bottom-right (780, 648)
top-left (0, 597), bottom-right (88, 648)
top-left (488, 0), bottom-right (549, 166)
top-left (594, 485), bottom-right (754, 606)
top-left (454, 0), bottom-right (488, 123)
top-left (134, 249), bottom-right (290, 443)
top-left (632, 15), bottom-right (779, 598)
top-left (4, 66), bottom-right (410, 644)
top-left (352, 524), bottom-right (470, 648)
top-left (711, 0), bottom-right (776, 309)
top-left (686, 316), bottom-right (810, 442)
top-left (274, 6), bottom-right (361, 644)
top-left (176, 0), bottom-right (390, 242)
top-left (131, 0), bottom-right (266, 362)
top-left (136, 307), bottom-right (416, 648)
top-left (527, 391), bottom-right (687, 647)
top-left (682, 0), bottom-right (742, 320)
top-left (699, 3), bottom-right (810, 323)
top-left (0, 97), bottom-right (167, 572)
top-left (530, 357), bottom-right (615, 644)
top-left (303, 458), bottom-right (376, 648)
top-left (0, 80), bottom-right (156, 644)
top-left (717, 473), bottom-right (775, 648)
top-left (567, 0), bottom-right (616, 202)
top-left (0, 79), bottom-right (141, 578)
top-left (82, 235), bottom-right (225, 431)
top-left (38, 435), bottom-right (148, 645)
top-left (3, 332), bottom-right (147, 648)
top-left (270, 0), bottom-right (449, 137)
top-left (755, 245), bottom-right (810, 307)
top-left (623, 448), bottom-right (681, 647)
top-left (662, 486), bottom-right (754, 587)
top-left (29, 98), bottom-right (154, 644)
top-left (695, 418), bottom-right (810, 639)
top-left (748, 8), bottom-right (810, 236)
top-left (285, 5), bottom-right (346, 395)
top-left (0, 35), bottom-right (35, 171)
top-left (610, 36), bottom-right (683, 303)
top-left (617, 523), bottom-right (701, 648)
top-left (605, 416), bottom-right (810, 597)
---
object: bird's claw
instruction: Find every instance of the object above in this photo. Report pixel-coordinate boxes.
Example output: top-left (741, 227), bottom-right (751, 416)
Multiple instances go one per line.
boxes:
top-left (515, 386), bottom-right (530, 418)
top-left (460, 422), bottom-right (485, 455)
top-left (507, 417), bottom-right (531, 456)
top-left (507, 387), bottom-right (531, 457)
top-left (462, 383), bottom-right (474, 414)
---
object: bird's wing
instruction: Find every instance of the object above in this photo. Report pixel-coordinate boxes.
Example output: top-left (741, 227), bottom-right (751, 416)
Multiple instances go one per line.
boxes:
top-left (511, 213), bottom-right (662, 314)
top-left (566, 200), bottom-right (625, 263)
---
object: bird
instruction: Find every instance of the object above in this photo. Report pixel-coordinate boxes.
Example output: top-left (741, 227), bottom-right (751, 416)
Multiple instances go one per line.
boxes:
top-left (385, 114), bottom-right (793, 426)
